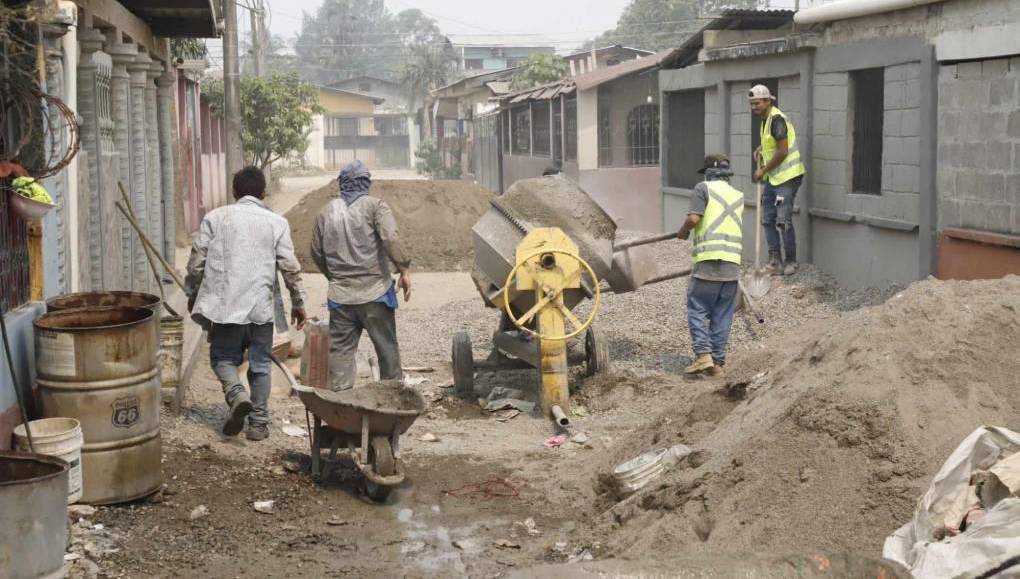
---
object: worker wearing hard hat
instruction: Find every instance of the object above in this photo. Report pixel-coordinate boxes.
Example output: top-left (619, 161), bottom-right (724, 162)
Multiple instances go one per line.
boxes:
top-left (750, 84), bottom-right (805, 276)
top-left (678, 154), bottom-right (744, 378)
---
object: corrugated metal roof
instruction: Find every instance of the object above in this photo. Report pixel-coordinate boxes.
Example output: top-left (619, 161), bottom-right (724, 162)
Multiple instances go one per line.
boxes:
top-left (662, 8), bottom-right (796, 69)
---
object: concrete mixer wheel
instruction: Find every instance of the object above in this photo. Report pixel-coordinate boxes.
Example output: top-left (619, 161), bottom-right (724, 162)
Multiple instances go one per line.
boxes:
top-left (452, 332), bottom-right (475, 399)
top-left (585, 325), bottom-right (610, 376)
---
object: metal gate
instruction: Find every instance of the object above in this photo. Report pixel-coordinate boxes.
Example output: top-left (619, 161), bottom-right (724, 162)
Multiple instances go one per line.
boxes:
top-left (474, 113), bottom-right (501, 193)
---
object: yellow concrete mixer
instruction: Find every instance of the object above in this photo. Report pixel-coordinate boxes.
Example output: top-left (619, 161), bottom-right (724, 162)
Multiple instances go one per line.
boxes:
top-left (452, 176), bottom-right (701, 424)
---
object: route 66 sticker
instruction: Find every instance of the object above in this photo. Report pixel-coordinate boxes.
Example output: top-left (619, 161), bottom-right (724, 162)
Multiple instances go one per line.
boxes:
top-left (112, 396), bottom-right (141, 428)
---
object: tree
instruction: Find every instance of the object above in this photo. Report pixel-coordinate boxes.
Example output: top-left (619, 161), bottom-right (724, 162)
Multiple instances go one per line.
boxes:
top-left (293, 0), bottom-right (398, 84)
top-left (591, 0), bottom-right (766, 52)
top-left (510, 54), bottom-right (569, 91)
top-left (203, 72), bottom-right (323, 169)
top-left (399, 40), bottom-right (457, 138)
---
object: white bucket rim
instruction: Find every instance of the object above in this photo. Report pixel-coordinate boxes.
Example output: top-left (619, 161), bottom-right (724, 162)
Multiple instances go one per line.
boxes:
top-left (13, 417), bottom-right (82, 441)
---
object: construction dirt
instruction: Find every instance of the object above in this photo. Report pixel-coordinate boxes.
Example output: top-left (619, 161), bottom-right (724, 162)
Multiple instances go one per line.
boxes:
top-left (565, 275), bottom-right (1020, 562)
top-left (284, 179), bottom-right (494, 272)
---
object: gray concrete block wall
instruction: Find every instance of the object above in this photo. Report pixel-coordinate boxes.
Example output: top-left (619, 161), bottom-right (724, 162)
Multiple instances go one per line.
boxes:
top-left (729, 82), bottom-right (753, 193)
top-left (938, 57), bottom-right (1020, 236)
top-left (882, 63), bottom-right (922, 203)
top-left (705, 86), bottom-right (721, 153)
top-left (811, 72), bottom-right (850, 212)
top-left (824, 0), bottom-right (1020, 46)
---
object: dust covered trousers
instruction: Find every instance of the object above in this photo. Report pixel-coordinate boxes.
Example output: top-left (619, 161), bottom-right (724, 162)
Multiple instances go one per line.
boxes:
top-left (310, 193), bottom-right (410, 390)
top-left (327, 290), bottom-right (402, 391)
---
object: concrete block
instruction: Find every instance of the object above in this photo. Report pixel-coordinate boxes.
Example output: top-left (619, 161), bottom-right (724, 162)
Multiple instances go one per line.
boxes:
top-left (732, 134), bottom-right (752, 153)
top-left (813, 110), bottom-right (830, 134)
top-left (1008, 110), bottom-right (1020, 138)
top-left (939, 111), bottom-right (960, 139)
top-left (939, 82), bottom-right (960, 110)
top-left (902, 79), bottom-right (921, 108)
top-left (980, 111), bottom-right (1008, 140)
top-left (938, 143), bottom-right (958, 167)
top-left (901, 108), bottom-right (921, 138)
top-left (987, 144), bottom-right (1012, 172)
top-left (983, 58), bottom-right (1010, 77)
top-left (815, 85), bottom-right (848, 112)
top-left (884, 110), bottom-right (903, 138)
top-left (781, 91), bottom-right (801, 113)
top-left (885, 64), bottom-right (909, 82)
top-left (830, 111), bottom-right (848, 137)
top-left (956, 171), bottom-right (979, 201)
top-left (1013, 206), bottom-right (1020, 236)
top-left (1012, 56), bottom-right (1020, 73)
top-left (960, 201), bottom-right (985, 230)
top-left (844, 194), bottom-right (864, 215)
top-left (815, 134), bottom-right (847, 160)
top-left (939, 169), bottom-right (956, 198)
top-left (884, 81), bottom-right (905, 110)
top-left (1007, 174), bottom-right (1020, 205)
top-left (962, 110), bottom-right (987, 140)
top-left (1015, 143), bottom-right (1020, 171)
top-left (960, 142), bottom-right (987, 170)
top-left (892, 164), bottom-right (921, 193)
top-left (815, 73), bottom-right (848, 87)
top-left (882, 164), bottom-right (894, 192)
top-left (940, 198), bottom-right (961, 229)
top-left (884, 136), bottom-right (921, 165)
top-left (732, 113), bottom-right (751, 135)
top-left (860, 194), bottom-right (883, 216)
top-left (815, 159), bottom-right (847, 187)
top-left (989, 78), bottom-right (1017, 108)
top-left (987, 203), bottom-right (1011, 233)
top-left (940, 64), bottom-right (957, 80)
top-left (958, 61), bottom-right (984, 79)
top-left (979, 173), bottom-right (1006, 203)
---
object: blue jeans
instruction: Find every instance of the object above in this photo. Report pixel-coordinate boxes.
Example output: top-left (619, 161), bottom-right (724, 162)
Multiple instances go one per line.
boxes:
top-left (762, 176), bottom-right (802, 261)
top-left (687, 278), bottom-right (738, 366)
top-left (209, 323), bottom-right (274, 426)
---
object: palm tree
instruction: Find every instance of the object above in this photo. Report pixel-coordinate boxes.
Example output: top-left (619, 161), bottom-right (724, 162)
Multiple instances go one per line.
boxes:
top-left (399, 40), bottom-right (456, 139)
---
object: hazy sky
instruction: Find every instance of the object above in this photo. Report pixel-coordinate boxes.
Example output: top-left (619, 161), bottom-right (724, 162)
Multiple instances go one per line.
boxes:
top-left (264, 0), bottom-right (634, 47)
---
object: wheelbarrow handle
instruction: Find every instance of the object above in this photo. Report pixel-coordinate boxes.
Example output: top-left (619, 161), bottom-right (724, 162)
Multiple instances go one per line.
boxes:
top-left (613, 230), bottom-right (682, 251)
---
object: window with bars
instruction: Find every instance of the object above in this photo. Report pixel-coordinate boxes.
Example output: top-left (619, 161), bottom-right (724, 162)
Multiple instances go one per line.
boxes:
top-left (627, 104), bottom-right (659, 166)
top-left (852, 68), bottom-right (885, 195)
top-left (512, 105), bottom-right (530, 155)
top-left (598, 105), bottom-right (612, 167)
top-left (532, 101), bottom-right (551, 157)
top-left (564, 96), bottom-right (577, 162)
top-left (552, 99), bottom-right (563, 162)
top-left (502, 109), bottom-right (511, 154)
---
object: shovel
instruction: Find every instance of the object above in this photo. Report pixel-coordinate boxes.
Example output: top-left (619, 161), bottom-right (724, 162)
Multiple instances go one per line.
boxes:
top-left (744, 174), bottom-right (772, 299)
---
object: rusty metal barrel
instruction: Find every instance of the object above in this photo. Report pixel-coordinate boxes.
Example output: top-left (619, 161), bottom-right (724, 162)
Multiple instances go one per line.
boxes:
top-left (34, 306), bottom-right (163, 504)
top-left (46, 290), bottom-right (161, 314)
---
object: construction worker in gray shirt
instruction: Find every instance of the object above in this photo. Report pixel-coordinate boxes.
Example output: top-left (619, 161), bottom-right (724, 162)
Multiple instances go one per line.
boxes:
top-left (311, 160), bottom-right (412, 391)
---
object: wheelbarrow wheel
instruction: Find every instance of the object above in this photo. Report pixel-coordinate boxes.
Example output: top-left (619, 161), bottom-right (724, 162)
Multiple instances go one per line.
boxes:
top-left (452, 332), bottom-right (474, 399)
top-left (585, 325), bottom-right (610, 377)
top-left (365, 436), bottom-right (395, 503)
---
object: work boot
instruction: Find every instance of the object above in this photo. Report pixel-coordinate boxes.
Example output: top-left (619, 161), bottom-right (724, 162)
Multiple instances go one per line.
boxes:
top-left (685, 353), bottom-right (715, 375)
top-left (783, 262), bottom-right (798, 276)
top-left (706, 365), bottom-right (726, 379)
top-left (246, 424), bottom-right (270, 442)
top-left (222, 397), bottom-right (253, 437)
top-left (765, 251), bottom-right (781, 275)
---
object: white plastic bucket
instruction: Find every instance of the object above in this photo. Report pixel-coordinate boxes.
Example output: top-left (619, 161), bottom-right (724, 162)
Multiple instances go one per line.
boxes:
top-left (14, 417), bottom-right (84, 504)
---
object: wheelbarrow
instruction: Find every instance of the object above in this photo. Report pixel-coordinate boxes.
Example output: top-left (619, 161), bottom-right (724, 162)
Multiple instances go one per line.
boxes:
top-left (291, 381), bottom-right (426, 502)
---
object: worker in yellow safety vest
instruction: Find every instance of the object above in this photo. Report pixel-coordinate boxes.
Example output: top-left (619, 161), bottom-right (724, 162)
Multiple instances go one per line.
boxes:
top-left (750, 84), bottom-right (805, 276)
top-left (678, 154), bottom-right (744, 378)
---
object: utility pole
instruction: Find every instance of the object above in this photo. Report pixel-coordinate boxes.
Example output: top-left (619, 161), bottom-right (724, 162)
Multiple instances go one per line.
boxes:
top-left (251, 0), bottom-right (266, 77)
top-left (223, 0), bottom-right (244, 181)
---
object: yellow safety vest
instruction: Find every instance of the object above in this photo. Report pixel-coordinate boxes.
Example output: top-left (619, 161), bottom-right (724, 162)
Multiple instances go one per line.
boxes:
top-left (693, 180), bottom-right (744, 265)
top-left (760, 106), bottom-right (805, 185)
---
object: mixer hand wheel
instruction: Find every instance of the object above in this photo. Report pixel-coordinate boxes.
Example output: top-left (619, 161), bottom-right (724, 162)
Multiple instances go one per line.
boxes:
top-left (502, 249), bottom-right (601, 342)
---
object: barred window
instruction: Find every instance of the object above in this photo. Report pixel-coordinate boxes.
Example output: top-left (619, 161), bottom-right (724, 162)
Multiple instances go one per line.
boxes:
top-left (532, 101), bottom-right (551, 157)
top-left (598, 105), bottom-right (612, 167)
top-left (0, 179), bottom-right (30, 311)
top-left (512, 105), bottom-right (530, 155)
top-left (502, 109), bottom-right (511, 154)
top-left (852, 68), bottom-right (884, 194)
top-left (552, 99), bottom-right (563, 162)
top-left (564, 96), bottom-right (577, 162)
top-left (627, 104), bottom-right (659, 166)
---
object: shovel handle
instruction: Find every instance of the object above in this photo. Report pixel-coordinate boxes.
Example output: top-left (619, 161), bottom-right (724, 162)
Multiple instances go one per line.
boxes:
top-left (613, 230), bottom-right (682, 251)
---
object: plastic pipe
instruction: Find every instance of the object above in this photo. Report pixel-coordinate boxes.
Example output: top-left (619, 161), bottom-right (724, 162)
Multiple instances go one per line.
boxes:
top-left (551, 405), bottom-right (571, 428)
top-left (795, 0), bottom-right (944, 25)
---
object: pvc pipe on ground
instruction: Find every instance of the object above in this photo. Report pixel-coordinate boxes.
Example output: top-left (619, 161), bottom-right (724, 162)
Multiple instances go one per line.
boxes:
top-left (794, 0), bottom-right (943, 25)
top-left (551, 405), bottom-right (571, 428)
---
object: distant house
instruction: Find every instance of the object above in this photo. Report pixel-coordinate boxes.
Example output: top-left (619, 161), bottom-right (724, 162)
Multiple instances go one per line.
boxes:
top-left (658, 1), bottom-right (1020, 289)
top-left (329, 75), bottom-right (410, 114)
top-left (305, 86), bottom-right (417, 170)
top-left (491, 51), bottom-right (674, 232)
top-left (564, 45), bottom-right (654, 76)
top-left (451, 36), bottom-right (555, 73)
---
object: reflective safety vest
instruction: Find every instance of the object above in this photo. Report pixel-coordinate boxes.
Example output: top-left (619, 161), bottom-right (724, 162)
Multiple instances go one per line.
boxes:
top-left (760, 105), bottom-right (805, 185)
top-left (693, 180), bottom-right (744, 265)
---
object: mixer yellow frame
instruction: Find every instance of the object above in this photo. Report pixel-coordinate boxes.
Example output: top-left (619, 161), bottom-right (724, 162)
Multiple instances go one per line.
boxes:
top-left (500, 228), bottom-right (602, 418)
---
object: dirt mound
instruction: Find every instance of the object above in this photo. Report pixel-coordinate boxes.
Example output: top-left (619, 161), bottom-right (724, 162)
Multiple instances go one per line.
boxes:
top-left (285, 179), bottom-right (494, 272)
top-left (577, 275), bottom-right (1020, 559)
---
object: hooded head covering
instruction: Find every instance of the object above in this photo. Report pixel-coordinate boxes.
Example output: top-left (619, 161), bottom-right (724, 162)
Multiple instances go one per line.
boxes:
top-left (338, 160), bottom-right (372, 205)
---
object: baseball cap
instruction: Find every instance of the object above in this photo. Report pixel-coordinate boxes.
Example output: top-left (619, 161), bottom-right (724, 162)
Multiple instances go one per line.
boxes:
top-left (698, 153), bottom-right (731, 174)
top-left (748, 84), bottom-right (776, 101)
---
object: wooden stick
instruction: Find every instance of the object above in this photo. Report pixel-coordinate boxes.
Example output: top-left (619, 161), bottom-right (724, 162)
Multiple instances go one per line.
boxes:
top-left (115, 201), bottom-right (186, 292)
top-left (116, 182), bottom-right (180, 317)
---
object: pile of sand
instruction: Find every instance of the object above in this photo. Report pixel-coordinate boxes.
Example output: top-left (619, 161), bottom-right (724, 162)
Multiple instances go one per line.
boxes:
top-left (285, 179), bottom-right (494, 272)
top-left (577, 275), bottom-right (1020, 559)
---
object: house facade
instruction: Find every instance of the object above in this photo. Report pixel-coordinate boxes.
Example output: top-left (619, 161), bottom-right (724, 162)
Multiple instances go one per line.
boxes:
top-left (305, 86), bottom-right (416, 170)
top-left (452, 37), bottom-right (555, 73)
top-left (494, 51), bottom-right (671, 232)
top-left (330, 75), bottom-right (410, 114)
top-left (564, 45), bottom-right (654, 76)
top-left (659, 1), bottom-right (1020, 289)
top-left (0, 0), bottom-right (218, 448)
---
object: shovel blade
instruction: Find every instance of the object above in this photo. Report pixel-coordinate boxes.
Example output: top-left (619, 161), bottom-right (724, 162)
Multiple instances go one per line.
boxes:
top-left (743, 271), bottom-right (771, 299)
